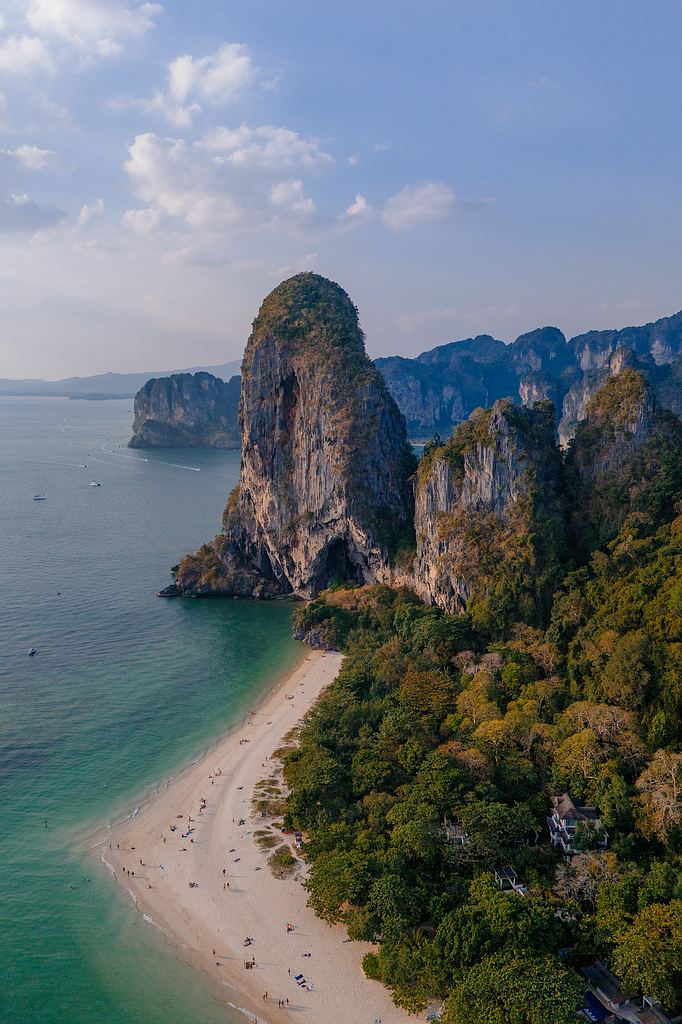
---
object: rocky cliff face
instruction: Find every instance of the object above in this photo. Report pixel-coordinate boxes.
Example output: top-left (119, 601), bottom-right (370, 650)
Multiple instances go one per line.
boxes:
top-left (567, 369), bottom-right (682, 550)
top-left (558, 346), bottom-right (639, 447)
top-left (412, 399), bottom-right (565, 629)
top-left (171, 274), bottom-right (416, 599)
top-left (129, 372), bottom-right (240, 448)
top-left (375, 310), bottom-right (682, 444)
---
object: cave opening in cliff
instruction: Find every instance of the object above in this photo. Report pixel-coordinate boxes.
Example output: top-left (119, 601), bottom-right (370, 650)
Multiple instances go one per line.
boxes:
top-left (319, 538), bottom-right (365, 588)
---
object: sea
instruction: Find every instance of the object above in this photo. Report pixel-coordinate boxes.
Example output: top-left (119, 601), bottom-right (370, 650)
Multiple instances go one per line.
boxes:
top-left (0, 397), bottom-right (302, 1024)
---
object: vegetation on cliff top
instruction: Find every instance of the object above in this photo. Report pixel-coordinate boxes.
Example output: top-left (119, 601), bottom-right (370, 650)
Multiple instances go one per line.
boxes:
top-left (249, 273), bottom-right (364, 352)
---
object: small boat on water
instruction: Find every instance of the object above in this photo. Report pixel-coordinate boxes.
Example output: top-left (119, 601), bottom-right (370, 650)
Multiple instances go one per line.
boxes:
top-left (33, 495), bottom-right (46, 501)
top-left (28, 647), bottom-right (37, 656)
top-left (89, 481), bottom-right (101, 487)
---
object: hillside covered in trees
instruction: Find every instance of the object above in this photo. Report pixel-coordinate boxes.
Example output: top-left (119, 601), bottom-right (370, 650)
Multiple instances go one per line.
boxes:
top-left (284, 381), bottom-right (682, 1022)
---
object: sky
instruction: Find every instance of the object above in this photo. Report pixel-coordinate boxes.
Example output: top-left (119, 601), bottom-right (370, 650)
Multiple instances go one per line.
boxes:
top-left (1, 0), bottom-right (681, 379)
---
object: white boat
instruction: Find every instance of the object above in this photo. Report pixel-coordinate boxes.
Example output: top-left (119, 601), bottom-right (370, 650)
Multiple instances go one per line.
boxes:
top-left (33, 495), bottom-right (46, 501)
top-left (28, 647), bottom-right (37, 656)
top-left (89, 481), bottom-right (101, 487)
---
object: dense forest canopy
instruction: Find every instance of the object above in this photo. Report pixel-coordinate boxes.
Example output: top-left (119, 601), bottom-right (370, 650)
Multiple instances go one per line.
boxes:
top-left (285, 506), bottom-right (682, 1020)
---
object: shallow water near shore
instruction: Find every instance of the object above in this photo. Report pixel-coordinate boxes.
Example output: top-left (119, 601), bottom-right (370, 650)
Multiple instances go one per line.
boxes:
top-left (0, 397), bottom-right (301, 1024)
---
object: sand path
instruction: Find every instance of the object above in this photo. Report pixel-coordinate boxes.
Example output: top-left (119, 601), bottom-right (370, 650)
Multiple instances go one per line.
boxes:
top-left (98, 650), bottom-right (414, 1024)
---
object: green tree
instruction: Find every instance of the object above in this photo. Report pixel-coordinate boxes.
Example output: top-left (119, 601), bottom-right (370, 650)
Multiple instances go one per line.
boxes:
top-left (613, 901), bottom-right (682, 1006)
top-left (443, 951), bottom-right (583, 1024)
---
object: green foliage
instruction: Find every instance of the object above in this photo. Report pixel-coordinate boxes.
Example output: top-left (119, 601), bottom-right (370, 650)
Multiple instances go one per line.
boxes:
top-left (612, 900), bottom-right (682, 1006)
top-left (285, 502), bottom-right (682, 1013)
top-left (442, 951), bottom-right (583, 1024)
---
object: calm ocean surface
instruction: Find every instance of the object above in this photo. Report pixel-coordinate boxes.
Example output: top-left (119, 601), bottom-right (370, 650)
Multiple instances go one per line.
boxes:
top-left (0, 397), bottom-right (301, 1024)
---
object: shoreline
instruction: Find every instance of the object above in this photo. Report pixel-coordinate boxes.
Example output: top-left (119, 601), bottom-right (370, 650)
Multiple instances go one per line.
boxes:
top-left (92, 648), bottom-right (413, 1024)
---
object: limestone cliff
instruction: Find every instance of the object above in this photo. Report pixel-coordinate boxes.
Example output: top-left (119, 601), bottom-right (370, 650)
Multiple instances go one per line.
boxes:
top-left (558, 346), bottom-right (639, 447)
top-left (412, 399), bottom-right (565, 630)
top-left (171, 274), bottom-right (416, 598)
top-left (566, 369), bottom-right (682, 551)
top-left (129, 372), bottom-right (240, 448)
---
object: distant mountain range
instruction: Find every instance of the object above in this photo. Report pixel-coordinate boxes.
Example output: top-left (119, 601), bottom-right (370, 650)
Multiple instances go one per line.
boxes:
top-left (0, 360), bottom-right (243, 399)
top-left (375, 308), bottom-right (682, 443)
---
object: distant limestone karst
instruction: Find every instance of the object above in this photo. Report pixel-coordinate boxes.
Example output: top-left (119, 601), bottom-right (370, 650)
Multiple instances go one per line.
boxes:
top-left (129, 371), bottom-right (240, 449)
top-left (375, 309), bottom-right (682, 445)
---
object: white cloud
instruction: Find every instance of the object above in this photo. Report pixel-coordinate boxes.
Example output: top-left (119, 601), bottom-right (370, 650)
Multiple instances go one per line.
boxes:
top-left (122, 125), bottom-right (334, 237)
top-left (4, 144), bottom-right (72, 171)
top-left (77, 197), bottom-right (104, 226)
top-left (201, 124), bottom-right (333, 169)
top-left (169, 43), bottom-right (252, 106)
top-left (347, 154), bottom-right (359, 166)
top-left (338, 192), bottom-right (372, 223)
top-left (119, 42), bottom-right (253, 127)
top-left (0, 34), bottom-right (54, 74)
top-left (0, 192), bottom-right (64, 231)
top-left (268, 178), bottom-right (314, 215)
top-left (124, 132), bottom-right (242, 229)
top-left (25, 0), bottom-right (162, 57)
top-left (121, 205), bottom-right (162, 234)
top-left (383, 181), bottom-right (456, 230)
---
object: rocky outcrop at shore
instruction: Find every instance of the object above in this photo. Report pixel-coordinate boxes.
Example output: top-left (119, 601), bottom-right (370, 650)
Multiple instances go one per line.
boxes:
top-left (171, 273), bottom-right (416, 599)
top-left (129, 372), bottom-right (240, 448)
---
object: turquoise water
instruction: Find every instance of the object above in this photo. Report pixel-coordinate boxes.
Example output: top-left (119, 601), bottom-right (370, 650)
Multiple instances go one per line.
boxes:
top-left (0, 398), bottom-right (301, 1024)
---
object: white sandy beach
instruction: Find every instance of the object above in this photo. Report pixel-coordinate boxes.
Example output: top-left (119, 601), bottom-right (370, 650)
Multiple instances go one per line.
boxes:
top-left (96, 650), bottom-right (415, 1024)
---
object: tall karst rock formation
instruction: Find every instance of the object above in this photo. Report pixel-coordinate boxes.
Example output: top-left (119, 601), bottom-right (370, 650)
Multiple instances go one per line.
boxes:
top-left (170, 274), bottom-right (416, 598)
top-left (412, 399), bottom-right (565, 630)
top-left (566, 369), bottom-right (682, 552)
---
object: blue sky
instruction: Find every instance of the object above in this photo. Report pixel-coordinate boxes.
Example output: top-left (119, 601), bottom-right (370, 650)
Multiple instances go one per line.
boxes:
top-left (0, 0), bottom-right (681, 378)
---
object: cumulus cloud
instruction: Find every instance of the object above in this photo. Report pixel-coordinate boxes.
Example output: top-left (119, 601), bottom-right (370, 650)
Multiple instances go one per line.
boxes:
top-left (0, 192), bottom-right (64, 231)
top-left (268, 179), bottom-right (314, 216)
top-left (25, 0), bottom-right (162, 57)
top-left (0, 34), bottom-right (54, 74)
top-left (124, 132), bottom-right (241, 229)
top-left (201, 124), bottom-right (333, 169)
top-left (338, 193), bottom-right (372, 223)
top-left (3, 144), bottom-right (72, 171)
top-left (383, 182), bottom-right (456, 230)
top-left (122, 126), bottom-right (333, 237)
top-left (77, 197), bottom-right (104, 226)
top-left (121, 205), bottom-right (162, 234)
top-left (116, 42), bottom-right (254, 127)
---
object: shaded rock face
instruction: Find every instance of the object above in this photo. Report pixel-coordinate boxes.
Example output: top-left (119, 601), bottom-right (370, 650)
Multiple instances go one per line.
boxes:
top-left (375, 310), bottom-right (682, 444)
top-left (129, 372), bottom-right (240, 448)
top-left (567, 369), bottom-right (682, 550)
top-left (413, 400), bottom-right (565, 623)
top-left (174, 274), bottom-right (416, 599)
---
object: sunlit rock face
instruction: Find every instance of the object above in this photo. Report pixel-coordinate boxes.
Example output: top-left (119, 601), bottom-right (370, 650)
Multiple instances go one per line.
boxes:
top-left (172, 273), bottom-right (416, 598)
